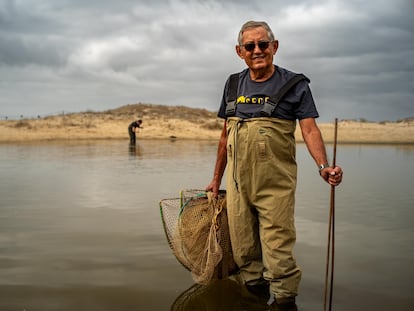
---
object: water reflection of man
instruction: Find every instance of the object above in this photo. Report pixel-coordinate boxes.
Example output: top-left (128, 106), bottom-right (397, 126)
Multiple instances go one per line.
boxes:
top-left (128, 119), bottom-right (142, 145)
top-left (171, 278), bottom-right (272, 311)
top-left (128, 143), bottom-right (142, 157)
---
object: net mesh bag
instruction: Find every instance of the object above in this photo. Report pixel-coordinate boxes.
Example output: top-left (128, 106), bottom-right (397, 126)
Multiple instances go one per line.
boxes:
top-left (160, 189), bottom-right (238, 285)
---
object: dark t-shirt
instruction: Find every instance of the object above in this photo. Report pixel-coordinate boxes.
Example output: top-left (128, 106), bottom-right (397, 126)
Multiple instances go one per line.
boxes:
top-left (217, 65), bottom-right (319, 120)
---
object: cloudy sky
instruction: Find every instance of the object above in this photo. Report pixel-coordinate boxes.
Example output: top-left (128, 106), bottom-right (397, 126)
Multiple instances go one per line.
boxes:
top-left (1, 0), bottom-right (413, 121)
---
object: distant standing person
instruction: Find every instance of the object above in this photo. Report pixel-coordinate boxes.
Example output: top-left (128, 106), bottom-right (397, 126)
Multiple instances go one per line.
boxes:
top-left (128, 119), bottom-right (142, 145)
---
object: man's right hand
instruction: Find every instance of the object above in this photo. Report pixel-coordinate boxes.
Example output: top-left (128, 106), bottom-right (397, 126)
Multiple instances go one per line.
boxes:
top-left (206, 179), bottom-right (220, 198)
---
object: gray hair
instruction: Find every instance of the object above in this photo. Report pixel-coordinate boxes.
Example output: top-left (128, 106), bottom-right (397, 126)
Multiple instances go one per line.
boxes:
top-left (237, 21), bottom-right (276, 45)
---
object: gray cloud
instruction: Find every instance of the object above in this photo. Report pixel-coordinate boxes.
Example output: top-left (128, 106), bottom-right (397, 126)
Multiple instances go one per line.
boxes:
top-left (0, 0), bottom-right (413, 121)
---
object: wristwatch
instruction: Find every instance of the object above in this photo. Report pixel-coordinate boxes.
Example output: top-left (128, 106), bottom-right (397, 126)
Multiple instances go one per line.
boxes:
top-left (318, 163), bottom-right (330, 175)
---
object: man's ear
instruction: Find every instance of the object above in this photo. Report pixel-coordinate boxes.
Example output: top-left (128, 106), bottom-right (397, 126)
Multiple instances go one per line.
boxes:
top-left (272, 40), bottom-right (279, 55)
top-left (236, 45), bottom-right (243, 58)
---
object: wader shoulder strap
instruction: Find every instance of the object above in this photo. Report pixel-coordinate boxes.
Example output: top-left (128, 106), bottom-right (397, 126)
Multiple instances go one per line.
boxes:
top-left (225, 73), bottom-right (240, 117)
top-left (261, 74), bottom-right (310, 117)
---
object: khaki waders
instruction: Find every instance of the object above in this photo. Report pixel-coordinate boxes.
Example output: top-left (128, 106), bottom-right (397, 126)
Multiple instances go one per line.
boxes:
top-left (225, 117), bottom-right (301, 300)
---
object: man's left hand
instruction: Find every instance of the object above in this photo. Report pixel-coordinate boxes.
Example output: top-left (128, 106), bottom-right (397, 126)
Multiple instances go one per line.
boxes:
top-left (321, 166), bottom-right (343, 186)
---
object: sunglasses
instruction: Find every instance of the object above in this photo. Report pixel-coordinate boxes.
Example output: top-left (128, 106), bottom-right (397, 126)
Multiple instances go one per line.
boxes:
top-left (241, 41), bottom-right (272, 52)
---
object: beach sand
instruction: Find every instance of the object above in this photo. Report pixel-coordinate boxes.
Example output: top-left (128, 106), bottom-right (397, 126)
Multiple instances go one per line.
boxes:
top-left (1, 104), bottom-right (413, 144)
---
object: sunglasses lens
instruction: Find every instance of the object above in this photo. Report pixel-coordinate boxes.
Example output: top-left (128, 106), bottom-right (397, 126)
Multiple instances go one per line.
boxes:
top-left (243, 41), bottom-right (270, 52)
top-left (244, 43), bottom-right (255, 51)
top-left (258, 41), bottom-right (270, 50)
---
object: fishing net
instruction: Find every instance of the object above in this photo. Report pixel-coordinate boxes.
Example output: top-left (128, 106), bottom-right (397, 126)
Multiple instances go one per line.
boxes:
top-left (160, 189), bottom-right (238, 285)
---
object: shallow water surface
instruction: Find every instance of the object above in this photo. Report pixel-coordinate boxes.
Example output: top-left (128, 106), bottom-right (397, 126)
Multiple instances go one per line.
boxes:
top-left (0, 140), bottom-right (413, 310)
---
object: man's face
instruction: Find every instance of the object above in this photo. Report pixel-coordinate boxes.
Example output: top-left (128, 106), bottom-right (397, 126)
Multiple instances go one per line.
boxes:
top-left (236, 26), bottom-right (278, 72)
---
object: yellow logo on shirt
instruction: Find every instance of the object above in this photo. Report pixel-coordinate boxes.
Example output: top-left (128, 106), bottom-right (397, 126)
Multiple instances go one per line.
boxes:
top-left (236, 95), bottom-right (270, 105)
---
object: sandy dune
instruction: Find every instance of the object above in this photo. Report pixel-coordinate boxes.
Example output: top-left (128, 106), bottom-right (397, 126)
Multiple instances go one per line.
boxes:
top-left (1, 104), bottom-right (413, 144)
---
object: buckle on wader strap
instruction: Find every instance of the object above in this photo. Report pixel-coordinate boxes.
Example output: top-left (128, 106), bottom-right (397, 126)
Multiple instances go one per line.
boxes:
top-left (260, 100), bottom-right (278, 117)
top-left (225, 100), bottom-right (236, 117)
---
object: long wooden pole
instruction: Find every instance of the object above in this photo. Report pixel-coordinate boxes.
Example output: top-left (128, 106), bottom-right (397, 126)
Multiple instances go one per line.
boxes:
top-left (324, 118), bottom-right (338, 311)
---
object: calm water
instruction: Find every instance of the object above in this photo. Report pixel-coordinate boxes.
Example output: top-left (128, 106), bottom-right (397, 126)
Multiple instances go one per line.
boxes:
top-left (0, 140), bottom-right (413, 311)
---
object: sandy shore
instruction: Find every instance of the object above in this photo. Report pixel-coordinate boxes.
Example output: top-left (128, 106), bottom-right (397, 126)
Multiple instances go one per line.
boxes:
top-left (1, 104), bottom-right (413, 144)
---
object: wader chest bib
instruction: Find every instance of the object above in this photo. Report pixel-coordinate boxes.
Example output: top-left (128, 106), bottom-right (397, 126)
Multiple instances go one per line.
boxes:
top-left (225, 117), bottom-right (301, 299)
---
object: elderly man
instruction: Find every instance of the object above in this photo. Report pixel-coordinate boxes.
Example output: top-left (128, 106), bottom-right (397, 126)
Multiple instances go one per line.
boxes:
top-left (206, 20), bottom-right (343, 310)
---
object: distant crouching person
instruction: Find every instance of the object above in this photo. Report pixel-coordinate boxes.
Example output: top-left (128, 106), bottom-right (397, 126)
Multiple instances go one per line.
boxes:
top-left (128, 119), bottom-right (142, 145)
